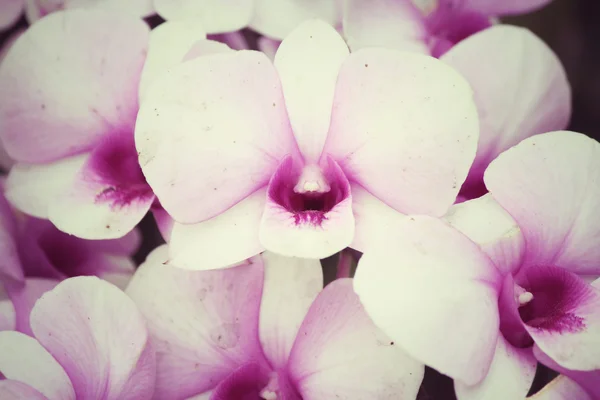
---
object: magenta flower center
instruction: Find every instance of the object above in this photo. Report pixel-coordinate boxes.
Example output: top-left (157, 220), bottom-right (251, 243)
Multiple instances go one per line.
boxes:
top-left (211, 363), bottom-right (301, 400)
top-left (500, 266), bottom-right (588, 348)
top-left (517, 267), bottom-right (586, 333)
top-left (426, 7), bottom-right (492, 57)
top-left (89, 132), bottom-right (154, 209)
top-left (268, 157), bottom-right (350, 226)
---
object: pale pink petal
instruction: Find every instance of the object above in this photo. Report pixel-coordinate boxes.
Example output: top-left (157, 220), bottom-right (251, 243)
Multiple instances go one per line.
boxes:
top-left (70, 0), bottom-right (154, 17)
top-left (5, 155), bottom-right (87, 219)
top-left (182, 39), bottom-right (236, 62)
top-left (0, 380), bottom-right (48, 400)
top-left (325, 48), bottom-right (479, 217)
top-left (135, 50), bottom-right (297, 223)
top-left (0, 331), bottom-right (75, 399)
top-left (30, 276), bottom-right (155, 400)
top-left (168, 188), bottom-right (265, 270)
top-left (126, 246), bottom-right (269, 399)
top-left (7, 278), bottom-right (59, 336)
top-left (288, 279), bottom-right (424, 399)
top-left (349, 183), bottom-right (408, 253)
top-left (207, 31), bottom-right (249, 50)
top-left (533, 346), bottom-right (600, 399)
top-left (48, 134), bottom-right (154, 240)
top-left (0, 0), bottom-right (23, 30)
top-left (258, 252), bottom-right (322, 369)
top-left (138, 20), bottom-right (206, 100)
top-left (484, 131), bottom-right (600, 275)
top-left (99, 270), bottom-right (135, 290)
top-left (257, 36), bottom-right (280, 60)
top-left (154, 0), bottom-right (253, 33)
top-left (343, 0), bottom-right (429, 53)
top-left (455, 336), bottom-right (536, 400)
top-left (353, 216), bottom-right (501, 385)
top-left (259, 157), bottom-right (354, 259)
top-left (444, 193), bottom-right (525, 275)
top-left (251, 0), bottom-right (341, 40)
top-left (533, 346), bottom-right (600, 398)
top-left (0, 191), bottom-right (21, 283)
top-left (0, 284), bottom-right (16, 331)
top-left (273, 20), bottom-right (348, 163)
top-left (25, 0), bottom-right (155, 21)
top-left (0, 10), bottom-right (149, 163)
top-left (516, 266), bottom-right (600, 371)
top-left (442, 26), bottom-right (570, 194)
top-left (528, 376), bottom-right (592, 400)
top-left (461, 0), bottom-right (553, 16)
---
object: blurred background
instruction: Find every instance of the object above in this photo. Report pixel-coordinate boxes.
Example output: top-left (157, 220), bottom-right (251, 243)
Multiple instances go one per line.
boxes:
top-left (0, 0), bottom-right (598, 398)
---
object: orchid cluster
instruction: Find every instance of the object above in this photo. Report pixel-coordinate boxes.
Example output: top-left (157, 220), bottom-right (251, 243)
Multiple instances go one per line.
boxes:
top-left (0, 0), bottom-right (597, 399)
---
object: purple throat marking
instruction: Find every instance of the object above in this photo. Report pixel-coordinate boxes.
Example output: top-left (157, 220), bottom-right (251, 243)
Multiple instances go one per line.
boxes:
top-left (518, 266), bottom-right (587, 334)
top-left (90, 132), bottom-right (153, 209)
top-left (426, 7), bottom-right (492, 57)
top-left (268, 158), bottom-right (350, 227)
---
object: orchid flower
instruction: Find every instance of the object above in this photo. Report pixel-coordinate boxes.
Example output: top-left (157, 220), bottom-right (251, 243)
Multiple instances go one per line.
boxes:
top-left (126, 245), bottom-right (423, 399)
top-left (0, 181), bottom-right (140, 335)
top-left (136, 19), bottom-right (479, 268)
top-left (345, 0), bottom-right (571, 201)
top-left (154, 0), bottom-right (343, 39)
top-left (344, 0), bottom-right (553, 55)
top-left (0, 276), bottom-right (156, 400)
top-left (0, 10), bottom-right (211, 240)
top-left (354, 131), bottom-right (600, 399)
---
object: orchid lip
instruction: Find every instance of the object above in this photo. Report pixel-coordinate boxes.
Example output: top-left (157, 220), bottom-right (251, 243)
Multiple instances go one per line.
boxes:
top-left (211, 362), bottom-right (300, 400)
top-left (268, 157), bottom-right (349, 227)
top-left (500, 266), bottom-right (590, 349)
top-left (88, 131), bottom-right (154, 209)
top-left (516, 267), bottom-right (586, 334)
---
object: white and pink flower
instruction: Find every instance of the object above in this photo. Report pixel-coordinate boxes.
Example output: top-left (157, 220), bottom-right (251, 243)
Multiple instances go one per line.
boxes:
top-left (0, 183), bottom-right (140, 336)
top-left (136, 19), bottom-right (479, 268)
top-left (126, 246), bottom-right (423, 399)
top-left (354, 131), bottom-right (600, 399)
top-left (0, 276), bottom-right (156, 399)
top-left (0, 10), bottom-right (211, 240)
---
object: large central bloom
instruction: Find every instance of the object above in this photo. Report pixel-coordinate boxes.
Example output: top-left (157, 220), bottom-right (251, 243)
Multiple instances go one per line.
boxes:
top-left (136, 19), bottom-right (479, 268)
